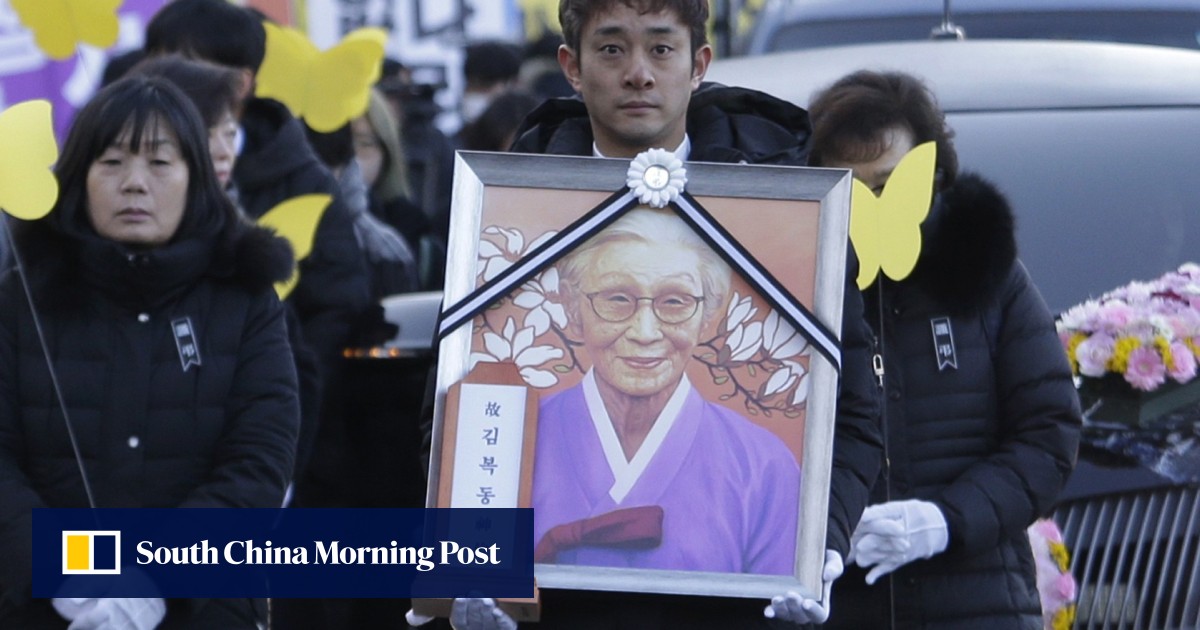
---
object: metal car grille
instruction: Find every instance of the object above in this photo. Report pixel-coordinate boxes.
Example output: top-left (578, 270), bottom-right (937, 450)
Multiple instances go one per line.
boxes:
top-left (1054, 487), bottom-right (1200, 629)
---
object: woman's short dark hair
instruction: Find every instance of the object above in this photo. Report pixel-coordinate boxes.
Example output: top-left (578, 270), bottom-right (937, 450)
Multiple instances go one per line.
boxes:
top-left (129, 54), bottom-right (244, 129)
top-left (52, 76), bottom-right (236, 243)
top-left (808, 70), bottom-right (958, 189)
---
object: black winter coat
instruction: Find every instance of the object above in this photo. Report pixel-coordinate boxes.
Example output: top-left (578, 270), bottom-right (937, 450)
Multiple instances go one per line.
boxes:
top-left (512, 82), bottom-right (812, 166)
top-left (0, 219), bottom-right (300, 628)
top-left (827, 174), bottom-right (1082, 630)
top-left (234, 97), bottom-right (371, 372)
top-left (505, 83), bottom-right (883, 630)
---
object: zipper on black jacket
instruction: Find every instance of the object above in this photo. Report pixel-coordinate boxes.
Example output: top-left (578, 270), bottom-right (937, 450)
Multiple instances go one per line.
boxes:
top-left (870, 282), bottom-right (891, 501)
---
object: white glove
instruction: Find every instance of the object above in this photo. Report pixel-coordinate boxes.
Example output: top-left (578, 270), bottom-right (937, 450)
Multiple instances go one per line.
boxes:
top-left (451, 597), bottom-right (517, 630)
top-left (763, 550), bottom-right (843, 624)
top-left (66, 597), bottom-right (166, 630)
top-left (53, 597), bottom-right (99, 621)
top-left (405, 609), bottom-right (435, 627)
top-left (849, 499), bottom-right (949, 585)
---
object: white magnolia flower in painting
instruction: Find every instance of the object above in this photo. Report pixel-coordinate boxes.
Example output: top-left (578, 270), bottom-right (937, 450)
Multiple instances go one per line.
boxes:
top-left (626, 148), bottom-right (686, 208)
top-left (763, 359), bottom-right (808, 399)
top-left (725, 292), bottom-right (758, 332)
top-left (762, 310), bottom-right (809, 359)
top-left (791, 372), bottom-right (811, 406)
top-left (477, 226), bottom-right (558, 282)
top-left (513, 267), bottom-right (567, 336)
top-left (470, 317), bottom-right (564, 387)
top-left (477, 226), bottom-right (522, 282)
top-left (727, 319), bottom-right (763, 362)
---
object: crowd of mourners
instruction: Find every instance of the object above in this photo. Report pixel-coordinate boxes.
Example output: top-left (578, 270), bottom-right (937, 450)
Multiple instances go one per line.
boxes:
top-left (0, 1), bottom-right (1082, 629)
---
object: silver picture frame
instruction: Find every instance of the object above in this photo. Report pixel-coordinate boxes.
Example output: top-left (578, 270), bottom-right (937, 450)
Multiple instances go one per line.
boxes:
top-left (427, 150), bottom-right (852, 601)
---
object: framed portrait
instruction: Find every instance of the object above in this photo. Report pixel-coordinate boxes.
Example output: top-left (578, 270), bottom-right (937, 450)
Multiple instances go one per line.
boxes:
top-left (426, 151), bottom-right (852, 601)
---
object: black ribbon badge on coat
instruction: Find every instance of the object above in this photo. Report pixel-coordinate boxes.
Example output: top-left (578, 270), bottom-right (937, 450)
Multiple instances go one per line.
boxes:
top-left (930, 316), bottom-right (957, 371)
top-left (171, 317), bottom-right (202, 372)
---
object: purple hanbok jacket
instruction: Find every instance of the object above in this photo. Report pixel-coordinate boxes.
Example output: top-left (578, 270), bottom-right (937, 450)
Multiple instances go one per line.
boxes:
top-left (533, 376), bottom-right (801, 575)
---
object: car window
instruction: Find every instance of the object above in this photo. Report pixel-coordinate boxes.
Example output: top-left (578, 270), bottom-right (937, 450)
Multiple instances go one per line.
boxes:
top-left (763, 11), bottom-right (1200, 53)
top-left (949, 107), bottom-right (1200, 312)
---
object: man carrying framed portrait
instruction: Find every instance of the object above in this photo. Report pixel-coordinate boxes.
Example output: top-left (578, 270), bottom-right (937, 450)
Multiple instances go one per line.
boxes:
top-left (409, 0), bottom-right (883, 627)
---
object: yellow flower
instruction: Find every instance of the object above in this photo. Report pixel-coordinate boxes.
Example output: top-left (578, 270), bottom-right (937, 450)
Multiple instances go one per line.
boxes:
top-left (1048, 540), bottom-right (1070, 573)
top-left (1109, 336), bottom-right (1141, 374)
top-left (1052, 604), bottom-right (1077, 630)
top-left (1154, 336), bottom-right (1173, 369)
top-left (1066, 333), bottom-right (1087, 375)
top-left (1070, 333), bottom-right (1089, 374)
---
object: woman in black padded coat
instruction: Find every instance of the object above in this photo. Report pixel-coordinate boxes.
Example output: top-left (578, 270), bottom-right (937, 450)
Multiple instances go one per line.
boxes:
top-left (0, 76), bottom-right (299, 629)
top-left (806, 70), bottom-right (1082, 629)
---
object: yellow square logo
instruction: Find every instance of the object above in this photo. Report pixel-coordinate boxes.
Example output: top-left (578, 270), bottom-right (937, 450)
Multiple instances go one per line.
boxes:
top-left (61, 531), bottom-right (121, 575)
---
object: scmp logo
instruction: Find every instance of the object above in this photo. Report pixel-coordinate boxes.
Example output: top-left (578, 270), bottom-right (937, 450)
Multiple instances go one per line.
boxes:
top-left (62, 531), bottom-right (121, 575)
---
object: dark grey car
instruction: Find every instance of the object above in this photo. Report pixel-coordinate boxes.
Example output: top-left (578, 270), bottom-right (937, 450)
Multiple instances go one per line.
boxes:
top-left (706, 39), bottom-right (1200, 314)
top-left (740, 0), bottom-right (1200, 55)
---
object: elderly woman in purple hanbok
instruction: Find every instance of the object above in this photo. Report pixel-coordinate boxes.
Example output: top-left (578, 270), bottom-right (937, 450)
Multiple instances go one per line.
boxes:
top-left (532, 207), bottom-right (800, 575)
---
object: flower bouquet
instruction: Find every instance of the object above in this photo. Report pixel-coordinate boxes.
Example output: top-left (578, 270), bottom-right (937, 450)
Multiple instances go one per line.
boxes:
top-left (1057, 263), bottom-right (1200, 425)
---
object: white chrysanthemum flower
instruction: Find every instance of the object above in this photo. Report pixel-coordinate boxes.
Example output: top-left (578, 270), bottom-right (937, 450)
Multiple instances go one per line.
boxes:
top-left (626, 148), bottom-right (686, 208)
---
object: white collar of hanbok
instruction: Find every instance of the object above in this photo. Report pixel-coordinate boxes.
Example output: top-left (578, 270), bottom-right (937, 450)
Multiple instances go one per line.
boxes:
top-left (582, 370), bottom-right (691, 504)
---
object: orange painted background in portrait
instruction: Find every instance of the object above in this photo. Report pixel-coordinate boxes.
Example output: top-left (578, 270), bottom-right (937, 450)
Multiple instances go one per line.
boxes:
top-left (467, 186), bottom-right (822, 464)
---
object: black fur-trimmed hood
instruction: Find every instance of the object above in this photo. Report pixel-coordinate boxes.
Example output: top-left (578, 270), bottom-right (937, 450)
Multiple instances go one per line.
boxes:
top-left (220, 221), bottom-right (296, 289)
top-left (12, 217), bottom-right (293, 308)
top-left (909, 172), bottom-right (1017, 311)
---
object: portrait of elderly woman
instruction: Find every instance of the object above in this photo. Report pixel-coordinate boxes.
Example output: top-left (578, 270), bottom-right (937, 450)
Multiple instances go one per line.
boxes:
top-left (531, 207), bottom-right (801, 575)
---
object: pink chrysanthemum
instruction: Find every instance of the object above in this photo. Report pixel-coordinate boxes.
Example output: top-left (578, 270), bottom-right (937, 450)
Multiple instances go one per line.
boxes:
top-left (1096, 302), bottom-right (1136, 334)
top-left (1168, 342), bottom-right (1198, 383)
top-left (1125, 346), bottom-right (1167, 391)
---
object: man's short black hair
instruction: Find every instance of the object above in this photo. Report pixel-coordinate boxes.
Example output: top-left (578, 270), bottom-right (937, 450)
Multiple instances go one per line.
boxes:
top-left (144, 0), bottom-right (266, 72)
top-left (463, 41), bottom-right (522, 87)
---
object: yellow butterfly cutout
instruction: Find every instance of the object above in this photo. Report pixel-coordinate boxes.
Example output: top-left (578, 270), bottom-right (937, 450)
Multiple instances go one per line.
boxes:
top-left (519, 0), bottom-right (561, 40)
top-left (849, 141), bottom-right (937, 290)
top-left (256, 194), bottom-right (332, 300)
top-left (11, 0), bottom-right (122, 60)
top-left (255, 23), bottom-right (386, 133)
top-left (0, 100), bottom-right (59, 221)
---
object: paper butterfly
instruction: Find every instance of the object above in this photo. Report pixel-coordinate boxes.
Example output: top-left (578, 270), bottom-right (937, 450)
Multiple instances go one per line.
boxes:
top-left (255, 23), bottom-right (386, 133)
top-left (0, 100), bottom-right (59, 221)
top-left (255, 194), bottom-right (332, 300)
top-left (848, 141), bottom-right (937, 290)
top-left (518, 0), bottom-right (561, 40)
top-left (11, 0), bottom-right (122, 60)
